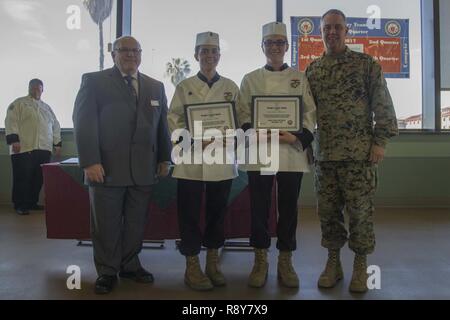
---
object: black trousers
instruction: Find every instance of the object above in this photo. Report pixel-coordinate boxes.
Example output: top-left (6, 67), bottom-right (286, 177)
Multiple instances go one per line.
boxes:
top-left (177, 178), bottom-right (233, 256)
top-left (247, 171), bottom-right (303, 251)
top-left (11, 150), bottom-right (51, 210)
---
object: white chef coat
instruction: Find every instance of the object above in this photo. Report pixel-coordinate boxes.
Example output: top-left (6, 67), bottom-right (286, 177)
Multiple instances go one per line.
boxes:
top-left (168, 74), bottom-right (239, 181)
top-left (5, 95), bottom-right (61, 155)
top-left (236, 66), bottom-right (317, 173)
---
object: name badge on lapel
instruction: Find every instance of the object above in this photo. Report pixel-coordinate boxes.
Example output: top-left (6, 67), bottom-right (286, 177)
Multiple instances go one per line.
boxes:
top-left (150, 100), bottom-right (160, 107)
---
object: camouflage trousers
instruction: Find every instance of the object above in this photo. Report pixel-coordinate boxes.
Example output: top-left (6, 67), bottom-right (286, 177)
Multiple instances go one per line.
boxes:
top-left (315, 161), bottom-right (377, 255)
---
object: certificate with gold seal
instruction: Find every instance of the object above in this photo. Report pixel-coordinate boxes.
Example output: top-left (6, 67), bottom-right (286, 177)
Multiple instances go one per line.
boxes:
top-left (184, 101), bottom-right (237, 139)
top-left (251, 96), bottom-right (303, 132)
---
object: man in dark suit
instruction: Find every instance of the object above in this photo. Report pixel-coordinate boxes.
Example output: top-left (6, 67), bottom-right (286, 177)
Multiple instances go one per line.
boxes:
top-left (73, 36), bottom-right (172, 294)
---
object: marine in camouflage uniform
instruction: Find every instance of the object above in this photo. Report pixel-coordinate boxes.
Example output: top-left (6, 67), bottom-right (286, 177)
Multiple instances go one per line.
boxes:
top-left (305, 9), bottom-right (398, 292)
top-left (307, 46), bottom-right (398, 254)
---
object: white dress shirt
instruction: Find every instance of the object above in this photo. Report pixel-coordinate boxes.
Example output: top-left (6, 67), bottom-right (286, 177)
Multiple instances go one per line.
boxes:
top-left (120, 71), bottom-right (139, 97)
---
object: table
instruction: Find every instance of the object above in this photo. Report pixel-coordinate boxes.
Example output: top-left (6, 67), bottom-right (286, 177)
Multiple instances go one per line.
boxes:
top-left (42, 161), bottom-right (277, 241)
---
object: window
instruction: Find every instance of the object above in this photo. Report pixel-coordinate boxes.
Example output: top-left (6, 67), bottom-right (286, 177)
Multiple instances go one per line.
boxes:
top-left (1, 0), bottom-right (446, 132)
top-left (0, 0), bottom-right (116, 128)
top-left (283, 0), bottom-right (423, 130)
top-left (131, 0), bottom-right (274, 103)
top-left (440, 0), bottom-right (450, 90)
top-left (442, 91), bottom-right (450, 130)
top-left (440, 0), bottom-right (450, 130)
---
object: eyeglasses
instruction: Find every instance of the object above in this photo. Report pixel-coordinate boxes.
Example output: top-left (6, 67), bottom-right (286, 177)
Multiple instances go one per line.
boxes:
top-left (263, 40), bottom-right (287, 47)
top-left (115, 47), bottom-right (142, 54)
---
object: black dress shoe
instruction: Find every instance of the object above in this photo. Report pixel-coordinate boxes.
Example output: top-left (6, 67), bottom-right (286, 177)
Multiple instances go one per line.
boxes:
top-left (29, 204), bottom-right (45, 211)
top-left (94, 275), bottom-right (117, 294)
top-left (119, 268), bottom-right (154, 283)
top-left (16, 208), bottom-right (29, 215)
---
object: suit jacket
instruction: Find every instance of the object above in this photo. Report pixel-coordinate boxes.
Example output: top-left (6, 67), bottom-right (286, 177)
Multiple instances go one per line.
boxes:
top-left (73, 66), bottom-right (172, 186)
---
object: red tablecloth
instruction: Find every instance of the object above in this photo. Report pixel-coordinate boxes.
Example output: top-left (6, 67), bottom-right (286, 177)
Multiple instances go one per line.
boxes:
top-left (42, 163), bottom-right (277, 240)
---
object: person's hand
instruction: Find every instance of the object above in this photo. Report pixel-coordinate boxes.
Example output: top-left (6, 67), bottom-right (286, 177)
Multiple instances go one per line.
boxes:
top-left (278, 131), bottom-right (297, 144)
top-left (12, 142), bottom-right (20, 154)
top-left (54, 146), bottom-right (62, 158)
top-left (369, 145), bottom-right (385, 164)
top-left (157, 162), bottom-right (170, 177)
top-left (84, 164), bottom-right (105, 183)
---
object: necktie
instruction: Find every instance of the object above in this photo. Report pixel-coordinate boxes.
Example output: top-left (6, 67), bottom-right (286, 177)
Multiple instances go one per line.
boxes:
top-left (124, 75), bottom-right (138, 103)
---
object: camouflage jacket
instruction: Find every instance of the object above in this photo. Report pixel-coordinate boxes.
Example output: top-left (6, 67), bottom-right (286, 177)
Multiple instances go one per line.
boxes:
top-left (306, 47), bottom-right (398, 161)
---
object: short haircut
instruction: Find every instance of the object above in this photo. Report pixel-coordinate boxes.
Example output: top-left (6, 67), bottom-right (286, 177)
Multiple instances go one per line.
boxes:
top-left (29, 78), bottom-right (43, 88)
top-left (321, 9), bottom-right (347, 24)
top-left (113, 36), bottom-right (141, 50)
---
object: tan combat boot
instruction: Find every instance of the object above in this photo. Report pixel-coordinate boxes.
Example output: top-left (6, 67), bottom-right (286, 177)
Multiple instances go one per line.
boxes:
top-left (349, 254), bottom-right (368, 293)
top-left (205, 249), bottom-right (226, 286)
top-left (277, 251), bottom-right (299, 288)
top-left (184, 255), bottom-right (213, 291)
top-left (318, 249), bottom-right (344, 288)
top-left (248, 248), bottom-right (269, 288)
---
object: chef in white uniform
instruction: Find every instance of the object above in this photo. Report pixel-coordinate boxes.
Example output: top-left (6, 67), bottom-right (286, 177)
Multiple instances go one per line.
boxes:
top-left (236, 22), bottom-right (317, 289)
top-left (167, 31), bottom-right (239, 291)
top-left (5, 79), bottom-right (61, 215)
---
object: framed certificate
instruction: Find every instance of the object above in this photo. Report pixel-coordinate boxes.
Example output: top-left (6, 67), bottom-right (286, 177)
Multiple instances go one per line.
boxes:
top-left (251, 96), bottom-right (303, 132)
top-left (184, 101), bottom-right (238, 139)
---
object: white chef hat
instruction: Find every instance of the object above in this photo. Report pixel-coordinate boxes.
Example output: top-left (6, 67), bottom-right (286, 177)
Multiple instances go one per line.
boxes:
top-left (195, 31), bottom-right (220, 48)
top-left (262, 22), bottom-right (287, 39)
